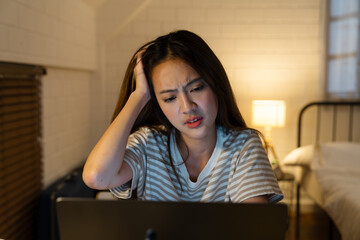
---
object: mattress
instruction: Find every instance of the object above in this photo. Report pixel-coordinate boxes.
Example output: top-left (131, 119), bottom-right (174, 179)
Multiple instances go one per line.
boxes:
top-left (282, 142), bottom-right (360, 240)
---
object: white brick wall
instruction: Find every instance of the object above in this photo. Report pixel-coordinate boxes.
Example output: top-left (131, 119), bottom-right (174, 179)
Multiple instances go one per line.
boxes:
top-left (0, 0), bottom-right (325, 199)
top-left (0, 0), bottom-right (99, 187)
top-left (0, 0), bottom-right (96, 70)
top-left (102, 0), bottom-right (323, 162)
top-left (42, 67), bottom-right (92, 186)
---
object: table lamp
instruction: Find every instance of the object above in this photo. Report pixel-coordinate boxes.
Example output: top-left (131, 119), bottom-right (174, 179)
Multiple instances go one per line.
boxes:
top-left (252, 100), bottom-right (286, 178)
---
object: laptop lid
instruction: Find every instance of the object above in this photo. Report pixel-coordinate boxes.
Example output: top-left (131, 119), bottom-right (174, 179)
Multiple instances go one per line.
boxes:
top-left (56, 198), bottom-right (288, 240)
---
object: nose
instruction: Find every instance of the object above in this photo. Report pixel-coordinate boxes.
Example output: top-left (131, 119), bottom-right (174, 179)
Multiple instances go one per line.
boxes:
top-left (179, 93), bottom-right (195, 114)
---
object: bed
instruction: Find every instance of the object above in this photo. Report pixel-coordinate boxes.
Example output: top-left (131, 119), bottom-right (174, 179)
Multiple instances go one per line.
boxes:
top-left (281, 101), bottom-right (360, 240)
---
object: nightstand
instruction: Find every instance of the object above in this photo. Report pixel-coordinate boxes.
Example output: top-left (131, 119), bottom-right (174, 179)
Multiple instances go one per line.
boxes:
top-left (277, 172), bottom-right (295, 213)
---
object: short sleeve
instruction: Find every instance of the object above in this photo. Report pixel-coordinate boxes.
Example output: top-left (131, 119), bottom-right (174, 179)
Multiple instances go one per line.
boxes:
top-left (228, 132), bottom-right (283, 203)
top-left (109, 128), bottom-right (149, 199)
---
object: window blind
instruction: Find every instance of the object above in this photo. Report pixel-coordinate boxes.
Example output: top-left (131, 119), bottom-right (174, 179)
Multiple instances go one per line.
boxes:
top-left (0, 62), bottom-right (45, 240)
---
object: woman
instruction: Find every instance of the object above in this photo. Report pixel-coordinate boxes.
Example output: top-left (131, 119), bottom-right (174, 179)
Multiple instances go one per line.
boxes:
top-left (83, 30), bottom-right (283, 203)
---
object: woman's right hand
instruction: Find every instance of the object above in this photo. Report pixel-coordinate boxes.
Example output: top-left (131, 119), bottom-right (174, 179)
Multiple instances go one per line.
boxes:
top-left (133, 51), bottom-right (151, 102)
top-left (84, 50), bottom-right (153, 190)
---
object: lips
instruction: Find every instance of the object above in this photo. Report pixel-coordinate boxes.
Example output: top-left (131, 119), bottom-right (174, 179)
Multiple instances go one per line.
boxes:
top-left (185, 116), bottom-right (203, 128)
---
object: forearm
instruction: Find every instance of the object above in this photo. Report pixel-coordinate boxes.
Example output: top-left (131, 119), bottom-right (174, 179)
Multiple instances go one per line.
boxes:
top-left (241, 195), bottom-right (268, 204)
top-left (83, 91), bottom-right (148, 189)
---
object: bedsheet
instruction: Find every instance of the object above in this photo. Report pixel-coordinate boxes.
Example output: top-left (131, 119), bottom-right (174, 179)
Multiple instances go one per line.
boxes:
top-left (314, 166), bottom-right (360, 240)
top-left (282, 142), bottom-right (360, 240)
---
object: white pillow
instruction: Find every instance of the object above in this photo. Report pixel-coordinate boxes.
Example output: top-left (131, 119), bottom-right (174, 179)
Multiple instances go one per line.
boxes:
top-left (282, 144), bottom-right (316, 167)
top-left (282, 142), bottom-right (360, 168)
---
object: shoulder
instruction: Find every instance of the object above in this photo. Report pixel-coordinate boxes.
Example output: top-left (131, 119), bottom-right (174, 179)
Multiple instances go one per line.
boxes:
top-left (220, 126), bottom-right (260, 148)
top-left (129, 126), bottom-right (168, 144)
top-left (132, 126), bottom-right (166, 135)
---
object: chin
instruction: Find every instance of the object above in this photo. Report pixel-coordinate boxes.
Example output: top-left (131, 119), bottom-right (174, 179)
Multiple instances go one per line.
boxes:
top-left (182, 126), bottom-right (214, 140)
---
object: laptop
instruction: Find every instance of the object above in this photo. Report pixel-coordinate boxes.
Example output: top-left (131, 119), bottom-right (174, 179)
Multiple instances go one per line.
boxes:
top-left (56, 198), bottom-right (288, 240)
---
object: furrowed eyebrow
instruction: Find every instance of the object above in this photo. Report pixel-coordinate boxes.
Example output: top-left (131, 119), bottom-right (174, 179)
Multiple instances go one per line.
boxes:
top-left (159, 77), bottom-right (203, 94)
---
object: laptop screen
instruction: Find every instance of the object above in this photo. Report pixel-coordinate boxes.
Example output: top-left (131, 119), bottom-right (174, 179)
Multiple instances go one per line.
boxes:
top-left (56, 198), bottom-right (288, 240)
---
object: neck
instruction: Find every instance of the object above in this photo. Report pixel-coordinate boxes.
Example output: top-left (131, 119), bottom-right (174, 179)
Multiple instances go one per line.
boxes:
top-left (177, 127), bottom-right (217, 163)
top-left (177, 127), bottom-right (217, 182)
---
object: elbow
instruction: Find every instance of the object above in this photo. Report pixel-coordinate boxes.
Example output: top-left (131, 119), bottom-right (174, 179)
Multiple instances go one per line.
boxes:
top-left (82, 170), bottom-right (108, 190)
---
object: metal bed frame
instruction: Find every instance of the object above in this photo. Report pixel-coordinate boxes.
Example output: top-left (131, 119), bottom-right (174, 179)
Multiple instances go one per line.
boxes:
top-left (295, 101), bottom-right (360, 239)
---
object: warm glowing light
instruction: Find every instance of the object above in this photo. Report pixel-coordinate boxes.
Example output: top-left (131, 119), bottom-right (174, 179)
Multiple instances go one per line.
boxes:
top-left (252, 100), bottom-right (286, 128)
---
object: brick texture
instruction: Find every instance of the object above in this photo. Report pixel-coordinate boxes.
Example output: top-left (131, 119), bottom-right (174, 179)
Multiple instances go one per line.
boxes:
top-left (0, 0), bottom-right (96, 70)
top-left (0, 0), bottom-right (97, 187)
top-left (103, 0), bottom-right (323, 161)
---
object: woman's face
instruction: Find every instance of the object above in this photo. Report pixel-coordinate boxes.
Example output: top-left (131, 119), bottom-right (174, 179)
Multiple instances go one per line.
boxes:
top-left (152, 58), bottom-right (218, 142)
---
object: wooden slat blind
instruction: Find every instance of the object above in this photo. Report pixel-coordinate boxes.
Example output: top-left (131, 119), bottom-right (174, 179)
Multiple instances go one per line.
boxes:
top-left (0, 62), bottom-right (45, 240)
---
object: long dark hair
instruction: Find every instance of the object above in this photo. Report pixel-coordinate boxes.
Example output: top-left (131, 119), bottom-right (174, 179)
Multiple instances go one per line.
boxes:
top-left (112, 30), bottom-right (251, 187)
top-left (112, 30), bottom-right (247, 132)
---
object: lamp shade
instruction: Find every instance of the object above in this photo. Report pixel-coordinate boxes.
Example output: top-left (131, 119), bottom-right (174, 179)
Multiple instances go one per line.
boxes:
top-left (252, 100), bottom-right (286, 128)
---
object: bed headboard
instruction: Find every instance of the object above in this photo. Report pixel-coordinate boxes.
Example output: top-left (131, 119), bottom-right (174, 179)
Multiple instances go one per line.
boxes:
top-left (297, 101), bottom-right (360, 147)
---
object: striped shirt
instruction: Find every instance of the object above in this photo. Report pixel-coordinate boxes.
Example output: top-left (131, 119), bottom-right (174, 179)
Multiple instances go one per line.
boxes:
top-left (110, 126), bottom-right (283, 203)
